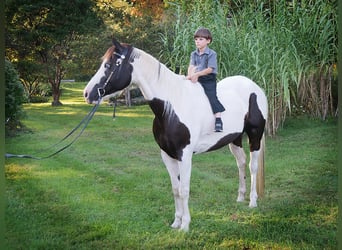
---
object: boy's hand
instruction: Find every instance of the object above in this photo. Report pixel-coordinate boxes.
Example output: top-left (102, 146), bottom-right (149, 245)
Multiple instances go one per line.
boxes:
top-left (186, 74), bottom-right (198, 83)
top-left (186, 67), bottom-right (213, 83)
top-left (186, 65), bottom-right (198, 83)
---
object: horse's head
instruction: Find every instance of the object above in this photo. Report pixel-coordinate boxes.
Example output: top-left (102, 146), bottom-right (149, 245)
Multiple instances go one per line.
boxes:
top-left (84, 39), bottom-right (134, 104)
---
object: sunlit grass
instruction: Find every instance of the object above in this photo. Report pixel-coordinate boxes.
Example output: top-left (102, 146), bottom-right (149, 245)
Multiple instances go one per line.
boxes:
top-left (59, 83), bottom-right (87, 104)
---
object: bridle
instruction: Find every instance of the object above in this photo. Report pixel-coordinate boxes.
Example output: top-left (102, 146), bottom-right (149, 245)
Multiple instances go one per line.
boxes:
top-left (97, 48), bottom-right (129, 98)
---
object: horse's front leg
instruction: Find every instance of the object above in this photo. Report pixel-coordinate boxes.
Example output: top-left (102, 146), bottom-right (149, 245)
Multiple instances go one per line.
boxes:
top-left (229, 143), bottom-right (247, 202)
top-left (177, 151), bottom-right (193, 231)
top-left (161, 150), bottom-right (182, 229)
top-left (161, 149), bottom-right (192, 232)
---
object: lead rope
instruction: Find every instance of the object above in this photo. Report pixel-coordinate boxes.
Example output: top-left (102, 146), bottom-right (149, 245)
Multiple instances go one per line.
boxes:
top-left (5, 96), bottom-right (102, 160)
top-left (112, 98), bottom-right (117, 120)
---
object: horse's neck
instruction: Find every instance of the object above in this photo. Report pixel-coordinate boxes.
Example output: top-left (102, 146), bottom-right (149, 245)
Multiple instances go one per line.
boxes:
top-left (131, 48), bottom-right (182, 101)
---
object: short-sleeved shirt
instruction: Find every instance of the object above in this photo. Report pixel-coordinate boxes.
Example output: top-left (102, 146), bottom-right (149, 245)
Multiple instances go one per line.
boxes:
top-left (190, 47), bottom-right (218, 75)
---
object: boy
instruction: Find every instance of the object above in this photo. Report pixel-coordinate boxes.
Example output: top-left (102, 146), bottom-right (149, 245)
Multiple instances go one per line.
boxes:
top-left (186, 27), bottom-right (225, 132)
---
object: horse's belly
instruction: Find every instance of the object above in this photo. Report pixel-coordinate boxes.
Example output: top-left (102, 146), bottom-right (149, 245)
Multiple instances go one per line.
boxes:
top-left (193, 130), bottom-right (242, 154)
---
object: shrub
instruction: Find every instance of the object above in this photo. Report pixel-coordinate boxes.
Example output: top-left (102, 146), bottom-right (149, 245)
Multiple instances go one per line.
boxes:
top-left (5, 59), bottom-right (26, 135)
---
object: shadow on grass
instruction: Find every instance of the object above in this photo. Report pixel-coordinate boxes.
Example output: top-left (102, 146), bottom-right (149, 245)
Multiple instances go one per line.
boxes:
top-left (5, 166), bottom-right (117, 249)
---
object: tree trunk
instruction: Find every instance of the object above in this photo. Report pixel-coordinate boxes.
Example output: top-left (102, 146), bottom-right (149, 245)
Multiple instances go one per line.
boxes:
top-left (50, 78), bottom-right (63, 106)
top-left (51, 90), bottom-right (62, 106)
top-left (50, 61), bottom-right (63, 106)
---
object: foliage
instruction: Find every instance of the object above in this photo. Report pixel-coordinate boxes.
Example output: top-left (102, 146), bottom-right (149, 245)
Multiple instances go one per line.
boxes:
top-left (5, 0), bottom-right (104, 106)
top-left (5, 83), bottom-right (337, 249)
top-left (64, 0), bottom-right (165, 81)
top-left (13, 60), bottom-right (51, 102)
top-left (159, 0), bottom-right (337, 135)
top-left (5, 60), bottom-right (26, 135)
top-left (64, 34), bottom-right (113, 81)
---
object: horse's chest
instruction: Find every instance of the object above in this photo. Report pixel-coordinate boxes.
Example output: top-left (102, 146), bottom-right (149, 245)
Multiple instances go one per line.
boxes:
top-left (148, 98), bottom-right (190, 161)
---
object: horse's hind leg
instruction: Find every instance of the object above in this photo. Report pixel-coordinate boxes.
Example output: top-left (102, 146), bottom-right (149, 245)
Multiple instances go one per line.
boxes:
top-left (245, 93), bottom-right (266, 208)
top-left (229, 134), bottom-right (247, 203)
top-left (248, 149), bottom-right (261, 207)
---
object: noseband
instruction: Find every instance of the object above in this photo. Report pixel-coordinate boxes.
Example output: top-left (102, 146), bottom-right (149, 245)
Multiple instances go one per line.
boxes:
top-left (97, 49), bottom-right (129, 97)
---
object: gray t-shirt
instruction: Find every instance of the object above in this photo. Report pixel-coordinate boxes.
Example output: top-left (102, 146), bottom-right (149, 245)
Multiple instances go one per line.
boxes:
top-left (189, 47), bottom-right (218, 74)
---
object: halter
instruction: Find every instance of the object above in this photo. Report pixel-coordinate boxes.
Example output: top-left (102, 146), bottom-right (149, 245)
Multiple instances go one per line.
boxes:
top-left (97, 49), bottom-right (128, 97)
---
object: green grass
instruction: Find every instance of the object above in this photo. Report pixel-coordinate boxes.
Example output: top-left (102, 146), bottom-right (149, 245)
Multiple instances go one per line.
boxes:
top-left (5, 83), bottom-right (337, 249)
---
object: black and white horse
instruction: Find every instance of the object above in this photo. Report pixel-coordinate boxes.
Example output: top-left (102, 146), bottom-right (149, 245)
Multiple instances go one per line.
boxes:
top-left (84, 39), bottom-right (268, 231)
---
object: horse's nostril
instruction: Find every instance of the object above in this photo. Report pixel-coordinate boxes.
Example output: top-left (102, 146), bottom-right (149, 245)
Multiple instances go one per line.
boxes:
top-left (84, 92), bottom-right (88, 98)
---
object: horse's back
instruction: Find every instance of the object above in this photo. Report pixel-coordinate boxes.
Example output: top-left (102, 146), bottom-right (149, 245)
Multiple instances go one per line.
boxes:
top-left (218, 75), bottom-right (268, 118)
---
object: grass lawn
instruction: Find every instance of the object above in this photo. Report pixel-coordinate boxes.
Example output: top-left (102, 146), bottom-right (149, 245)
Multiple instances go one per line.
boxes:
top-left (5, 83), bottom-right (337, 249)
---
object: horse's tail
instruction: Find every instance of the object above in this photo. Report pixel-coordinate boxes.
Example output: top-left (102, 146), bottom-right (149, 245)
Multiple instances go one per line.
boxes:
top-left (256, 133), bottom-right (266, 198)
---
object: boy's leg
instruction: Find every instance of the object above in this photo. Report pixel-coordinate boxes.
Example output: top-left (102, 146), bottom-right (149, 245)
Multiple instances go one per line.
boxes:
top-left (200, 83), bottom-right (225, 132)
top-left (200, 83), bottom-right (225, 114)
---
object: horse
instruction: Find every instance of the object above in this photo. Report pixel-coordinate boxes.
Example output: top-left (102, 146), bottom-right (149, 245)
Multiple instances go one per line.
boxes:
top-left (83, 39), bottom-right (268, 232)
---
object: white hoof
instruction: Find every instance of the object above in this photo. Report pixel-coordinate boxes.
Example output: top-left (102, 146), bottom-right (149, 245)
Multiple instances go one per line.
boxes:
top-left (249, 200), bottom-right (257, 208)
top-left (180, 223), bottom-right (189, 232)
top-left (237, 195), bottom-right (245, 202)
top-left (171, 219), bottom-right (182, 229)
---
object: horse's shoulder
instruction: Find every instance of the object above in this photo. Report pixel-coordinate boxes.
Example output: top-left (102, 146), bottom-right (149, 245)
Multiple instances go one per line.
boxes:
top-left (148, 98), bottom-right (191, 161)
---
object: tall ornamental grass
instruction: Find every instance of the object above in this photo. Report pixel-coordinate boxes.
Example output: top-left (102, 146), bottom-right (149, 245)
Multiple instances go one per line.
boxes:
top-left (159, 0), bottom-right (337, 135)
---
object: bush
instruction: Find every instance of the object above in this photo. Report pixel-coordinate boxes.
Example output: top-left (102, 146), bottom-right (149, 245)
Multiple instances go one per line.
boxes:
top-left (5, 59), bottom-right (26, 134)
top-left (29, 95), bottom-right (50, 103)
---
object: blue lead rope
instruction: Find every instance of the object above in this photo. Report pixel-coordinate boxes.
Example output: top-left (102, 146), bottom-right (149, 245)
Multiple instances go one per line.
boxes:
top-left (5, 101), bottom-right (101, 160)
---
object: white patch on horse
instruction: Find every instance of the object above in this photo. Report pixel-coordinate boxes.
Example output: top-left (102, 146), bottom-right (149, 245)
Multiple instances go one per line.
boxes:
top-left (162, 101), bottom-right (175, 123)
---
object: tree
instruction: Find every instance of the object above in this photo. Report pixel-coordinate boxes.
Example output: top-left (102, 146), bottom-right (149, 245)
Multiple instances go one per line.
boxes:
top-left (5, 60), bottom-right (26, 134)
top-left (5, 0), bottom-right (104, 105)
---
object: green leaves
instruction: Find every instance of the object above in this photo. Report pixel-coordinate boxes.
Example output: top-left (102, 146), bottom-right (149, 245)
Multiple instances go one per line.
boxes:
top-left (5, 0), bottom-right (104, 106)
top-left (5, 60), bottom-right (26, 134)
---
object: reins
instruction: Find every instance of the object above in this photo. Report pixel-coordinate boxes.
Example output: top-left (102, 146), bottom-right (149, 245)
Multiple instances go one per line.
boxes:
top-left (5, 96), bottom-right (102, 160)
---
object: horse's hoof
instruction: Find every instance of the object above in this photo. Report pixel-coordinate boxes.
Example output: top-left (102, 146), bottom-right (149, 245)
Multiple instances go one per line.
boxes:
top-left (171, 220), bottom-right (181, 229)
top-left (236, 196), bottom-right (245, 202)
top-left (180, 224), bottom-right (189, 232)
top-left (249, 201), bottom-right (257, 208)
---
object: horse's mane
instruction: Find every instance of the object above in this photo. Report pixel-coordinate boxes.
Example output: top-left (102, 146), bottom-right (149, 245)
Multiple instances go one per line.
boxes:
top-left (132, 48), bottom-right (179, 79)
top-left (102, 46), bottom-right (115, 62)
top-left (102, 43), bottom-right (132, 62)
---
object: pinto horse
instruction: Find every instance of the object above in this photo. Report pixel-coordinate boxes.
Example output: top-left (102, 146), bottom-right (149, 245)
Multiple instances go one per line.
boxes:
top-left (83, 39), bottom-right (268, 231)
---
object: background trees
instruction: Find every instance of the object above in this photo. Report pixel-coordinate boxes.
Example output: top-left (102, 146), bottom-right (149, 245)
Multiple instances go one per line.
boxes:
top-left (5, 0), bottom-right (104, 106)
top-left (5, 60), bottom-right (25, 135)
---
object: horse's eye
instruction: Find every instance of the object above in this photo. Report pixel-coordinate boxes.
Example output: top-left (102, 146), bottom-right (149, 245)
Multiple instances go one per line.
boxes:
top-left (104, 63), bottom-right (111, 69)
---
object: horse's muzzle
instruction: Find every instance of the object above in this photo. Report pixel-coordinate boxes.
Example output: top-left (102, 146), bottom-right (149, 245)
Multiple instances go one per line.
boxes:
top-left (83, 90), bottom-right (96, 104)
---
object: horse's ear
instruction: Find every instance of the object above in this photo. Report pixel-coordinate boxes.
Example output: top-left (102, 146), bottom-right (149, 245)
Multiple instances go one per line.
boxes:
top-left (112, 38), bottom-right (122, 49)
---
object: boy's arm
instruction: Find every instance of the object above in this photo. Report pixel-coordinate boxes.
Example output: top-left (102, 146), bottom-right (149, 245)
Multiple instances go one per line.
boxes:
top-left (195, 67), bottom-right (213, 77)
top-left (186, 67), bottom-right (213, 83)
top-left (187, 65), bottom-right (196, 77)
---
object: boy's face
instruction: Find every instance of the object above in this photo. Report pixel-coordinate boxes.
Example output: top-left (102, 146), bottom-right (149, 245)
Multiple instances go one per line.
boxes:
top-left (194, 37), bottom-right (211, 50)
